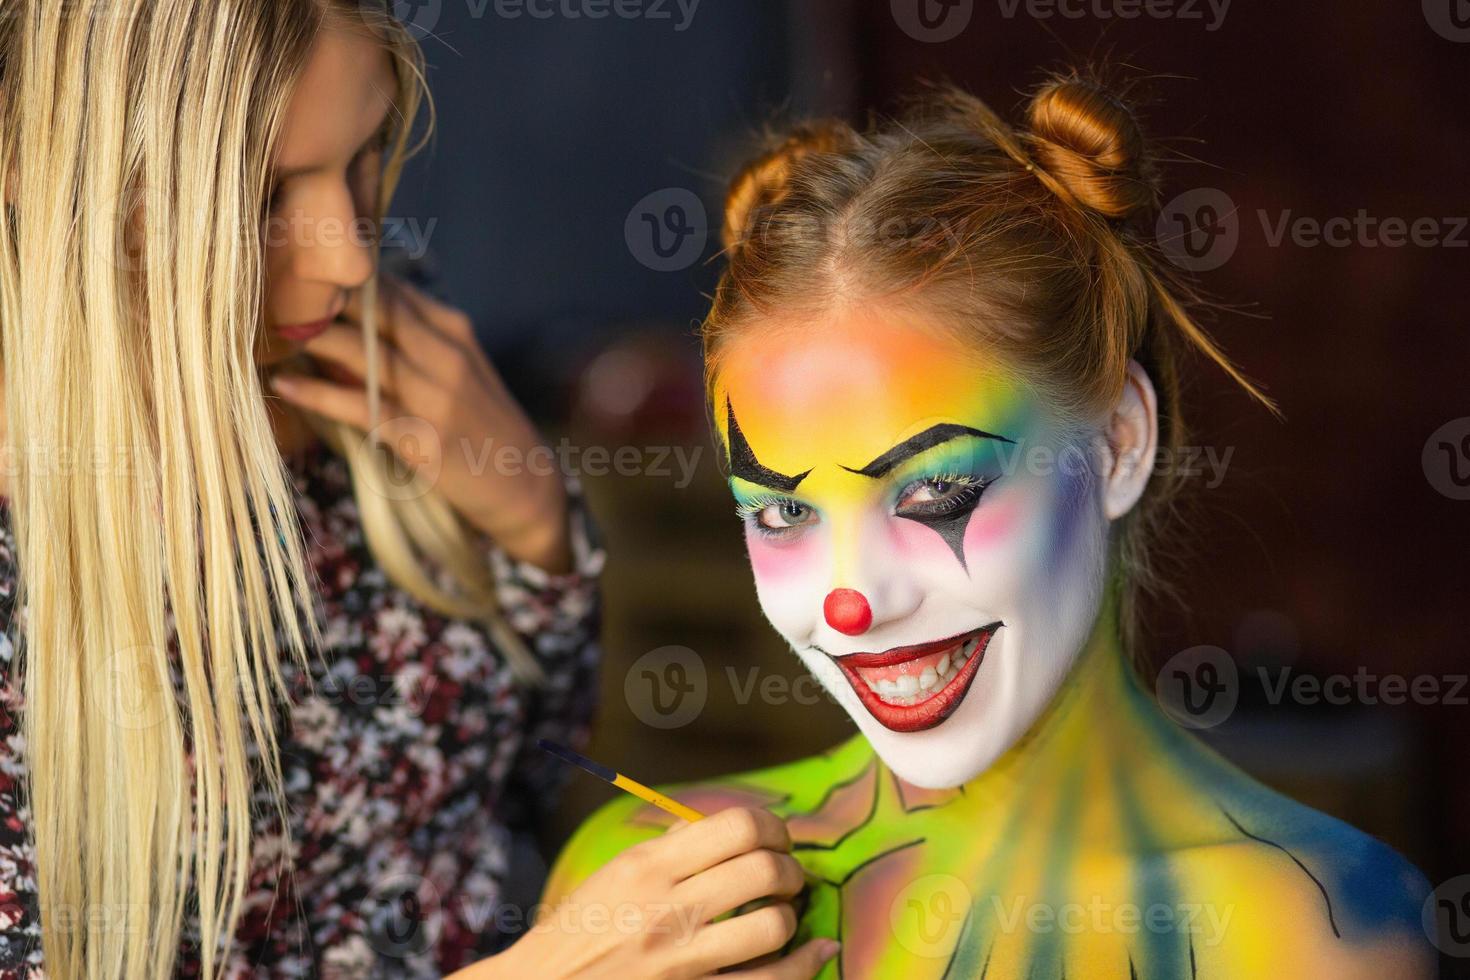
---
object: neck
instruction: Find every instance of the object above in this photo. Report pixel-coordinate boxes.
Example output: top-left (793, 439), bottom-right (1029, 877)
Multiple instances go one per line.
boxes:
top-left (965, 596), bottom-right (1147, 800)
top-left (881, 594), bottom-right (1223, 853)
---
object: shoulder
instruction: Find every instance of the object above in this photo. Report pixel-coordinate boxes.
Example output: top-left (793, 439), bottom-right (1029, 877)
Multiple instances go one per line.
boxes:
top-left (542, 736), bottom-right (874, 904)
top-left (541, 793), bottom-right (650, 904)
top-left (1156, 787), bottom-right (1436, 978)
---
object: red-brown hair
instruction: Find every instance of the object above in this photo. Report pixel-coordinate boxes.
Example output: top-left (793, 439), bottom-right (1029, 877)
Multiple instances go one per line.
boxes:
top-left (702, 69), bottom-right (1277, 654)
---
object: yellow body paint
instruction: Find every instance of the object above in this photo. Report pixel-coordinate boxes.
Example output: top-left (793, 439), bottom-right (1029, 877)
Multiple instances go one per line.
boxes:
top-left (544, 612), bottom-right (1432, 978)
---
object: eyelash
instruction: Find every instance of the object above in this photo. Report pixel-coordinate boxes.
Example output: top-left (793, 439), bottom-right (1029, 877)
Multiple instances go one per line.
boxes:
top-left (736, 472), bottom-right (995, 539)
top-left (893, 471), bottom-right (992, 519)
top-left (265, 129), bottom-right (390, 215)
top-left (351, 130), bottom-right (390, 174)
top-left (735, 494), bottom-right (810, 539)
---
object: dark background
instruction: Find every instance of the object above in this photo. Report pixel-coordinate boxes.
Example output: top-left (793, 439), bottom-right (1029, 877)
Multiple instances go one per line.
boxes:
top-left (384, 0), bottom-right (1468, 970)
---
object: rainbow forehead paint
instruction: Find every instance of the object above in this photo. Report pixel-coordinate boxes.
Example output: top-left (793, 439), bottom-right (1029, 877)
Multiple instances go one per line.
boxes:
top-left (712, 308), bottom-right (1036, 512)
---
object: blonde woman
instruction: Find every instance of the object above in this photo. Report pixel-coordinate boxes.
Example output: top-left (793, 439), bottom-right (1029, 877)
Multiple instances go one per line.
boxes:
top-left (0, 2), bottom-right (832, 978)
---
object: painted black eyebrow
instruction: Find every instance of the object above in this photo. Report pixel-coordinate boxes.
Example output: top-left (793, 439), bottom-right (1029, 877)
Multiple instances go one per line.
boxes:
top-left (725, 399), bottom-right (811, 493)
top-left (840, 423), bottom-right (1015, 479)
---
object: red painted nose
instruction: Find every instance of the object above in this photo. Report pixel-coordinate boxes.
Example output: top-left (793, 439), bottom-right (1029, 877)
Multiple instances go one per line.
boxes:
top-left (823, 588), bottom-right (873, 636)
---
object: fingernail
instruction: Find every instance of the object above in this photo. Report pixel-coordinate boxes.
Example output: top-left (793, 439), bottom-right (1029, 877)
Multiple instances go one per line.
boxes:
top-left (818, 939), bottom-right (840, 960)
top-left (270, 376), bottom-right (299, 396)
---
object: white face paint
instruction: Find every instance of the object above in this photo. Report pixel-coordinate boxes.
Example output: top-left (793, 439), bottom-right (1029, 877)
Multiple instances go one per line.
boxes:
top-left (714, 309), bottom-right (1113, 788)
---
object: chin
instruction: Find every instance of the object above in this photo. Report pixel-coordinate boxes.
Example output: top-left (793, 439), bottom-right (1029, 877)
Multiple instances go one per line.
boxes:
top-left (803, 627), bottom-right (1075, 791)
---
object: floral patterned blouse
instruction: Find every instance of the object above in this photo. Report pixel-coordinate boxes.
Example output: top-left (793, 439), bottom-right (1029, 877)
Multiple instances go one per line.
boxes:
top-left (0, 437), bottom-right (604, 977)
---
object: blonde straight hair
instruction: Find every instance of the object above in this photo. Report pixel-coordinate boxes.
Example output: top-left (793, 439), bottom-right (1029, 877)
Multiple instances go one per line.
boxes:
top-left (0, 1), bottom-right (539, 976)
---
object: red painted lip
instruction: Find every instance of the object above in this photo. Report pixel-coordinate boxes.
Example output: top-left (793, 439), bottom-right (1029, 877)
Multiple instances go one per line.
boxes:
top-left (829, 623), bottom-right (1000, 733)
top-left (276, 307), bottom-right (343, 348)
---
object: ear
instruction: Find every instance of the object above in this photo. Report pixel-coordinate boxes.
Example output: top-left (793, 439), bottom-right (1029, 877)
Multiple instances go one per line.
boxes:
top-left (1100, 360), bottom-right (1158, 521)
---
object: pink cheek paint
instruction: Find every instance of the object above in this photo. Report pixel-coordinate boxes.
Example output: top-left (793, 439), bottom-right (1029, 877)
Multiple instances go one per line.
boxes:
top-left (886, 495), bottom-right (1023, 562)
top-left (962, 495), bottom-right (1023, 554)
top-left (744, 527), bottom-right (819, 581)
top-left (890, 517), bottom-right (968, 562)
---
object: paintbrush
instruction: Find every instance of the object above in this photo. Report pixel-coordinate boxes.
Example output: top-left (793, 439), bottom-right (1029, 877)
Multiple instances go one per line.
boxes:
top-left (538, 738), bottom-right (827, 903)
top-left (537, 738), bottom-right (707, 823)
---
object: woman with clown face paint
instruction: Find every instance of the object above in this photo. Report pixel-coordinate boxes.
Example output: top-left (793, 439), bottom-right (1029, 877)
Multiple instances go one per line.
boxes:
top-left (544, 72), bottom-right (1437, 978)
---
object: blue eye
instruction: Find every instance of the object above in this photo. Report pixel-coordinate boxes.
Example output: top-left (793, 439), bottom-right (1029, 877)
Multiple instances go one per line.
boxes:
top-left (762, 499), bottom-right (815, 529)
top-left (735, 495), bottom-right (818, 536)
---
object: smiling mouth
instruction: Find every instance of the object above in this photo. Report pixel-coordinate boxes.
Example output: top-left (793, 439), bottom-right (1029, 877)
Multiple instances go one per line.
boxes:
top-left (826, 622), bottom-right (1001, 733)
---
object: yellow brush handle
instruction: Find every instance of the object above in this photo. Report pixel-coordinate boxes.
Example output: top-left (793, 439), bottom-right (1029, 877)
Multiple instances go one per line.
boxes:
top-left (611, 774), bottom-right (706, 824)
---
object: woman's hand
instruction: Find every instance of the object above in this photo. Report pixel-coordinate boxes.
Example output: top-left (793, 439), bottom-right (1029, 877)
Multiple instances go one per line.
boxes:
top-left (268, 278), bottom-right (573, 572)
top-left (469, 807), bottom-right (839, 979)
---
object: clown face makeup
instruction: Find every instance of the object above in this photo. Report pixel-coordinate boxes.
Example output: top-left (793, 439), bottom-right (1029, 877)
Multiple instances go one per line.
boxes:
top-left (713, 307), bottom-right (1112, 789)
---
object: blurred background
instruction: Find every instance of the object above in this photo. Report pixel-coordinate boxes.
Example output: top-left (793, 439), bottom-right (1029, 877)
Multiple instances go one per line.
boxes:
top-left (381, 0), bottom-right (1468, 970)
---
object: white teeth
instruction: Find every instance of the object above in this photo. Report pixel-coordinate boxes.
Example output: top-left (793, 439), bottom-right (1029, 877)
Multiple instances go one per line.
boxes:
top-left (859, 630), bottom-right (989, 706)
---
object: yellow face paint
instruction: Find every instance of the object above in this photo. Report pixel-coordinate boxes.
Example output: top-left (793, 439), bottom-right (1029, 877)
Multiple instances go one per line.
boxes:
top-left (709, 305), bottom-right (1107, 788)
top-left (713, 305), bottom-right (1031, 534)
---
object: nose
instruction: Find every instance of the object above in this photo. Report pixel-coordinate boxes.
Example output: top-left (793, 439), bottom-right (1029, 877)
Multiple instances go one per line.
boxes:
top-left (823, 588), bottom-right (873, 635)
top-left (819, 507), bottom-right (924, 640)
top-left (288, 187), bottom-right (375, 291)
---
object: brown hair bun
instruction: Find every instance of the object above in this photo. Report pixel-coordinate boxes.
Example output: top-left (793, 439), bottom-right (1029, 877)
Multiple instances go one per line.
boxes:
top-left (1024, 76), bottom-right (1157, 221)
top-left (722, 121), bottom-right (856, 253)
